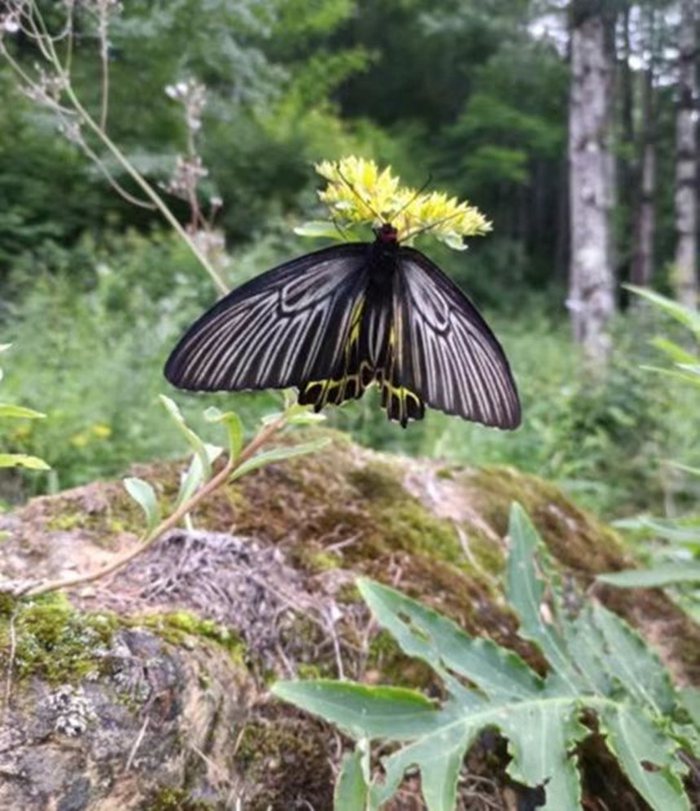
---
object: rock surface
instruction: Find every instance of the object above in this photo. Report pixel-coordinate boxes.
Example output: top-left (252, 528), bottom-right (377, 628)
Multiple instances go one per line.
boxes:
top-left (1, 432), bottom-right (698, 810)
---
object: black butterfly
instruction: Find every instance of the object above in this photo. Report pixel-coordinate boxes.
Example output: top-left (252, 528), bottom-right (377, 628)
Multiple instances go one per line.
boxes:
top-left (164, 223), bottom-right (521, 429)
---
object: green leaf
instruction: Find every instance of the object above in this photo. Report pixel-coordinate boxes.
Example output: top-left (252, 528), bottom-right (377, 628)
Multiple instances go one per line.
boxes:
top-left (294, 220), bottom-right (344, 239)
top-left (0, 404), bottom-right (46, 420)
top-left (176, 443), bottom-right (223, 507)
top-left (272, 681), bottom-right (440, 740)
top-left (679, 687), bottom-right (700, 729)
top-left (229, 437), bottom-right (330, 482)
top-left (123, 477), bottom-right (161, 533)
top-left (358, 578), bottom-right (543, 702)
top-left (160, 395), bottom-right (212, 481)
top-left (626, 285), bottom-right (700, 338)
top-left (275, 504), bottom-right (694, 811)
top-left (335, 748), bottom-right (369, 811)
top-left (0, 453), bottom-right (50, 470)
top-left (439, 233), bottom-right (468, 251)
top-left (599, 704), bottom-right (690, 811)
top-left (506, 503), bottom-right (581, 691)
top-left (204, 406), bottom-right (244, 459)
top-left (597, 564), bottom-right (700, 588)
top-left (649, 337), bottom-right (699, 366)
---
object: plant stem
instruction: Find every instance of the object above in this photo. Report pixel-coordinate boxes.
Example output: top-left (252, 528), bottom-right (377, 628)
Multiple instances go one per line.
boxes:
top-left (22, 415), bottom-right (287, 598)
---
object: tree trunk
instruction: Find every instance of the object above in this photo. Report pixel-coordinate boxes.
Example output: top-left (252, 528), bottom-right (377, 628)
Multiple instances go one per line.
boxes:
top-left (568, 0), bottom-right (616, 369)
top-left (631, 64), bottom-right (657, 288)
top-left (673, 0), bottom-right (698, 308)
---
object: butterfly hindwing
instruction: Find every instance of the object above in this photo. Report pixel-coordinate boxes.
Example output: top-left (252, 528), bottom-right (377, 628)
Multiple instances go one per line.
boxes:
top-left (165, 244), bottom-right (370, 392)
top-left (392, 247), bottom-right (521, 429)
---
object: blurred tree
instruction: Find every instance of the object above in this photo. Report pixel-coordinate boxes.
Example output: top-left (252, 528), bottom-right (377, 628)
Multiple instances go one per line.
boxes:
top-left (672, 0), bottom-right (698, 307)
top-left (568, 0), bottom-right (617, 368)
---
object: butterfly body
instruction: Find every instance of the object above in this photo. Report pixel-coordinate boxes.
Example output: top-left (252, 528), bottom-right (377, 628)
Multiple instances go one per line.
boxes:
top-left (165, 226), bottom-right (521, 429)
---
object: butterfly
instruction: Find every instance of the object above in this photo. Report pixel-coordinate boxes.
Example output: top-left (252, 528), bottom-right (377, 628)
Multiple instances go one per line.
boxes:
top-left (164, 222), bottom-right (521, 429)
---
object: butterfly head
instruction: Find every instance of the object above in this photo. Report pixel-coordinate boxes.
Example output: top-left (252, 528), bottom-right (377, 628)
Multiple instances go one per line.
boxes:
top-left (374, 223), bottom-right (399, 244)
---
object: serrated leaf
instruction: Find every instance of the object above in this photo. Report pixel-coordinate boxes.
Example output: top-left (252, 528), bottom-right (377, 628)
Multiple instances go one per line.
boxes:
top-left (229, 437), bottom-right (330, 482)
top-left (160, 395), bottom-right (212, 481)
top-left (272, 681), bottom-right (441, 740)
top-left (0, 453), bottom-right (50, 470)
top-left (335, 748), bottom-right (369, 811)
top-left (599, 703), bottom-right (690, 811)
top-left (597, 564), bottom-right (700, 588)
top-left (123, 477), bottom-right (161, 533)
top-left (591, 603), bottom-right (675, 715)
top-left (679, 687), bottom-right (700, 729)
top-left (204, 406), bottom-right (244, 459)
top-left (0, 404), bottom-right (46, 420)
top-left (506, 504), bottom-right (581, 692)
top-left (275, 503), bottom-right (695, 811)
top-left (358, 578), bottom-right (543, 702)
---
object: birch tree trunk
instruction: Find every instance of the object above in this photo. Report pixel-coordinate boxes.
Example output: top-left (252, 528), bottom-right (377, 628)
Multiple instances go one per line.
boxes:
top-left (568, 0), bottom-right (616, 369)
top-left (673, 0), bottom-right (698, 308)
top-left (631, 64), bottom-right (657, 288)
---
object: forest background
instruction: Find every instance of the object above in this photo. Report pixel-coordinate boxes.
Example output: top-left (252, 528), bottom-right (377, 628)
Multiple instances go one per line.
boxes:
top-left (0, 0), bottom-right (698, 527)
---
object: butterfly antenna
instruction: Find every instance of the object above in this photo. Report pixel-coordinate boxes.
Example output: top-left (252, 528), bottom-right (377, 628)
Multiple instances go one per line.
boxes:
top-left (389, 173), bottom-right (433, 223)
top-left (332, 216), bottom-right (351, 241)
top-left (402, 209), bottom-right (466, 244)
top-left (337, 168), bottom-right (384, 222)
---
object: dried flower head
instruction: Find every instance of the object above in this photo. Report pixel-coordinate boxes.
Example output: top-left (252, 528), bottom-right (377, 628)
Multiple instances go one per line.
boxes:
top-left (305, 156), bottom-right (491, 250)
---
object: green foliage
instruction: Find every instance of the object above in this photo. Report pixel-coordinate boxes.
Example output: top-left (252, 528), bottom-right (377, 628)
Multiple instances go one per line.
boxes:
top-left (597, 288), bottom-right (700, 612)
top-left (0, 344), bottom-right (49, 473)
top-left (275, 504), bottom-right (698, 811)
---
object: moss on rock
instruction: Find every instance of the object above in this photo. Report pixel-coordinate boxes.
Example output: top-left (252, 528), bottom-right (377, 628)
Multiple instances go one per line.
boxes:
top-left (0, 592), bottom-right (119, 683)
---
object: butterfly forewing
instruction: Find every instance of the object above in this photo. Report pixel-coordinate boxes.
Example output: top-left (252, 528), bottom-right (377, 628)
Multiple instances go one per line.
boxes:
top-left (393, 248), bottom-right (521, 429)
top-left (165, 244), bottom-right (369, 392)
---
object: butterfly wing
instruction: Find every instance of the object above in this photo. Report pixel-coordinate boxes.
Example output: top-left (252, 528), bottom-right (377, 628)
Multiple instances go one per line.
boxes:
top-left (392, 247), bottom-right (521, 429)
top-left (165, 243), bottom-right (370, 392)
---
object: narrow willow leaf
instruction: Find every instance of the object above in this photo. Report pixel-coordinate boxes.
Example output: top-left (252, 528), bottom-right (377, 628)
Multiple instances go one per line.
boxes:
top-left (0, 453), bottom-right (50, 470)
top-left (599, 704), bottom-right (690, 811)
top-left (649, 337), bottom-right (699, 366)
top-left (0, 404), bottom-right (46, 420)
top-left (612, 516), bottom-right (700, 544)
top-left (597, 564), bottom-right (700, 588)
top-left (229, 438), bottom-right (330, 482)
top-left (160, 395), bottom-right (211, 480)
top-left (626, 285), bottom-right (700, 337)
top-left (335, 748), bottom-right (369, 811)
top-left (123, 477), bottom-right (161, 533)
top-left (668, 462), bottom-right (700, 479)
top-left (177, 443), bottom-right (223, 506)
top-left (294, 220), bottom-right (344, 239)
top-left (204, 406), bottom-right (244, 459)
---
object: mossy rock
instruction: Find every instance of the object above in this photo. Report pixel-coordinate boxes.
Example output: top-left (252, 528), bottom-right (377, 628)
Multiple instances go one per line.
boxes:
top-left (1, 429), bottom-right (699, 809)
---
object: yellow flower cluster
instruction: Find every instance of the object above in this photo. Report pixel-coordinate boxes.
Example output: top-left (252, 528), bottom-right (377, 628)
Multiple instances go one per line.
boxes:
top-left (313, 157), bottom-right (491, 250)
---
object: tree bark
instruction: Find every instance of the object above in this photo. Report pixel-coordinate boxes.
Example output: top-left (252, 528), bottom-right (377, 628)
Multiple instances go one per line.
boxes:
top-left (673, 0), bottom-right (698, 308)
top-left (631, 56), bottom-right (657, 288)
top-left (568, 0), bottom-right (617, 370)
